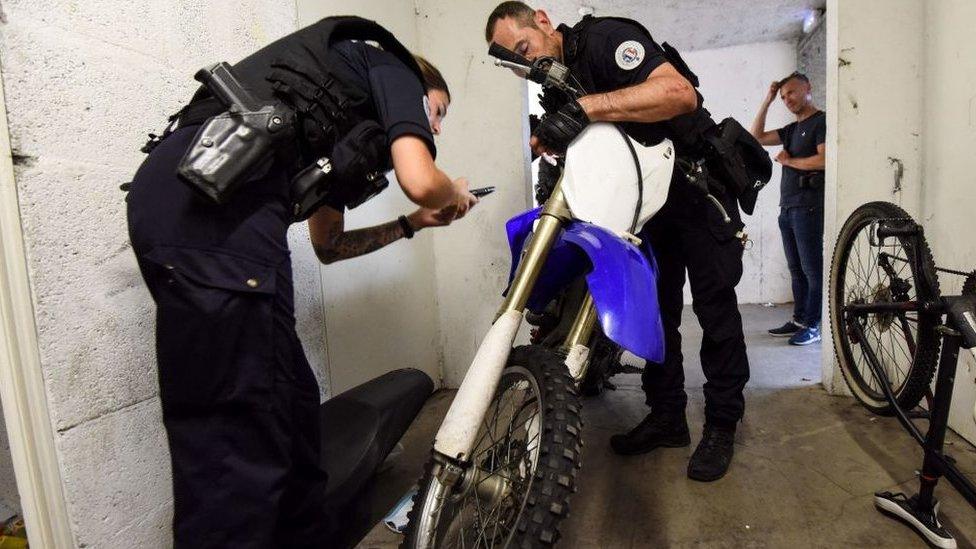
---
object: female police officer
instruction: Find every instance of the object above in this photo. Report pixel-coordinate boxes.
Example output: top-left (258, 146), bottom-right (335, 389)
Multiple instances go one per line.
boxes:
top-left (127, 16), bottom-right (476, 548)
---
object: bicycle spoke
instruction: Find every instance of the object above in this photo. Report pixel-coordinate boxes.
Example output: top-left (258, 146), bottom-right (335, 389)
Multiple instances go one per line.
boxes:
top-left (890, 318), bottom-right (916, 364)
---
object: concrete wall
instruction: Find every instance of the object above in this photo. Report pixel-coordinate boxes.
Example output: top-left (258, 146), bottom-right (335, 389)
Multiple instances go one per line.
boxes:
top-left (823, 0), bottom-right (926, 393)
top-left (417, 0), bottom-right (534, 387)
top-left (798, 18), bottom-right (826, 109)
top-left (0, 405), bottom-right (18, 517)
top-left (683, 41), bottom-right (797, 305)
top-left (0, 2), bottom-right (306, 546)
top-left (295, 1), bottom-right (444, 396)
top-left (920, 0), bottom-right (976, 443)
top-left (825, 0), bottom-right (975, 443)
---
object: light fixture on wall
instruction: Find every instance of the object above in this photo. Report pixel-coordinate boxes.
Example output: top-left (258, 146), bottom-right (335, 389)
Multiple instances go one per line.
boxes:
top-left (802, 9), bottom-right (821, 34)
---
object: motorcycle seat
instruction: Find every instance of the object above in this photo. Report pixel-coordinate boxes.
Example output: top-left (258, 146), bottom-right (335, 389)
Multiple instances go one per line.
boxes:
top-left (319, 368), bottom-right (433, 502)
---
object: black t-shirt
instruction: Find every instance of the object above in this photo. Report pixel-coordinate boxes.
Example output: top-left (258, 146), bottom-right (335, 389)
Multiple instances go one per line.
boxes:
top-left (327, 41), bottom-right (436, 157)
top-left (319, 41), bottom-right (436, 210)
top-left (559, 17), bottom-right (716, 155)
top-left (776, 111), bottom-right (826, 208)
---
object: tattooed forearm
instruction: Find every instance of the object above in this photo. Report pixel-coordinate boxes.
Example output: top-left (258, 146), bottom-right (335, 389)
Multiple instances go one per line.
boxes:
top-left (314, 220), bottom-right (407, 264)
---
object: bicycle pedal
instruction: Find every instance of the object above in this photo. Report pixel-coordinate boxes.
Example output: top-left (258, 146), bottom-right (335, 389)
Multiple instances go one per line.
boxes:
top-left (874, 491), bottom-right (956, 549)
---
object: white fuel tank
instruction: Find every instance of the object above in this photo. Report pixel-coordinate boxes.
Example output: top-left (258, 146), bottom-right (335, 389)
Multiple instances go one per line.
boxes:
top-left (560, 123), bottom-right (674, 235)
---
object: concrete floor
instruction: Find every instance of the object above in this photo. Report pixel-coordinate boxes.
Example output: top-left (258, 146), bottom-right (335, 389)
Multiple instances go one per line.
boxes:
top-left (358, 304), bottom-right (976, 548)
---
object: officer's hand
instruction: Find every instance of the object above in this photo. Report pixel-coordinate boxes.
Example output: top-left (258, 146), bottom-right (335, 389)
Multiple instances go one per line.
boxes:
top-left (531, 100), bottom-right (590, 155)
top-left (408, 207), bottom-right (455, 229)
top-left (409, 189), bottom-right (478, 229)
top-left (451, 177), bottom-right (479, 220)
top-left (766, 81), bottom-right (781, 102)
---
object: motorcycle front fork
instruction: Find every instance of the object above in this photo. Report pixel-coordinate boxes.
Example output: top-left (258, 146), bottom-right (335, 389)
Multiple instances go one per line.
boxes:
top-left (430, 180), bottom-right (597, 482)
top-left (496, 182), bottom-right (599, 381)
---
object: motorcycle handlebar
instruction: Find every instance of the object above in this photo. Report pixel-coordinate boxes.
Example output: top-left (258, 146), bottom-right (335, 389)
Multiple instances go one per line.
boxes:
top-left (488, 43), bottom-right (532, 69)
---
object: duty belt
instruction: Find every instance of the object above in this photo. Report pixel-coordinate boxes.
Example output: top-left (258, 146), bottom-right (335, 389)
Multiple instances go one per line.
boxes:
top-left (140, 97), bottom-right (225, 154)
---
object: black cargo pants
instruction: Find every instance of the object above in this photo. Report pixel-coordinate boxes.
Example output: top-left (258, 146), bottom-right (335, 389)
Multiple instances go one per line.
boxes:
top-left (639, 175), bottom-right (750, 429)
top-left (127, 125), bottom-right (334, 548)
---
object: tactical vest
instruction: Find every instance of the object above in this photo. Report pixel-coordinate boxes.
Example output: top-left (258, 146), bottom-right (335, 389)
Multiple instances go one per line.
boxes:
top-left (231, 15), bottom-right (427, 161)
top-left (560, 15), bottom-right (715, 155)
top-left (560, 16), bottom-right (771, 214)
top-left (152, 16), bottom-right (426, 219)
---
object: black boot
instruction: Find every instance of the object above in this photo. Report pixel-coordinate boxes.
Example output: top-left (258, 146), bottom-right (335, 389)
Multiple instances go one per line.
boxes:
top-left (610, 412), bottom-right (690, 456)
top-left (687, 424), bottom-right (735, 482)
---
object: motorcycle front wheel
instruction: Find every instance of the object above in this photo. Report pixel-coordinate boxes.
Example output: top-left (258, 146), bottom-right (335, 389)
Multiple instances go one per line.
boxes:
top-left (402, 345), bottom-right (583, 548)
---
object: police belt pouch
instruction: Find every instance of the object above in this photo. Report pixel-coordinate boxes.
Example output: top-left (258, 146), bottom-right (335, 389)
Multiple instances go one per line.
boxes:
top-left (702, 117), bottom-right (772, 215)
top-left (799, 171), bottom-right (824, 190)
top-left (289, 119), bottom-right (391, 220)
top-left (177, 62), bottom-right (294, 203)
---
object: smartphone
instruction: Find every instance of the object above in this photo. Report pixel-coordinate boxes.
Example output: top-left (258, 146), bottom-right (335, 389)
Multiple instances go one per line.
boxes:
top-left (470, 186), bottom-right (496, 198)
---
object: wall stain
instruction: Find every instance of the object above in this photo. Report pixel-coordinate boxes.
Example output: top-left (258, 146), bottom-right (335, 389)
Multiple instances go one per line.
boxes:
top-left (10, 150), bottom-right (37, 167)
top-left (462, 52), bottom-right (475, 91)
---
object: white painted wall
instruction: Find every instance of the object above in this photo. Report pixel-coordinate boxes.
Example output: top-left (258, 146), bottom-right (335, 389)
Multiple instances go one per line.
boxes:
top-left (822, 0), bottom-right (926, 394)
top-left (295, 1), bottom-right (444, 395)
top-left (683, 41), bottom-right (797, 305)
top-left (0, 2), bottom-right (308, 546)
top-left (417, 0), bottom-right (534, 387)
top-left (0, 404), bottom-right (18, 516)
top-left (920, 0), bottom-right (976, 443)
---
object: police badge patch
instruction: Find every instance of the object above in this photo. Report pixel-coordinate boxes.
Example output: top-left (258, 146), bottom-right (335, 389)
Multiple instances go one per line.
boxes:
top-left (615, 40), bottom-right (645, 70)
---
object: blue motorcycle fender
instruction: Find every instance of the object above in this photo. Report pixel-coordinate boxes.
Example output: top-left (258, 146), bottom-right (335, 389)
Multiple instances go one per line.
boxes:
top-left (504, 209), bottom-right (665, 362)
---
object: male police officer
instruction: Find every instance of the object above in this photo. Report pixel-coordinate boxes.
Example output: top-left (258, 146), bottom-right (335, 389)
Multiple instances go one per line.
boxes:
top-left (486, 2), bottom-right (749, 481)
top-left (128, 16), bottom-right (475, 547)
top-left (751, 72), bottom-right (827, 346)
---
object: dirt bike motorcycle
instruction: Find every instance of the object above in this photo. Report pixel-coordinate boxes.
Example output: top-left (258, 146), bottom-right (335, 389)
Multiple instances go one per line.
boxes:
top-left (396, 42), bottom-right (689, 547)
top-left (524, 148), bottom-right (638, 398)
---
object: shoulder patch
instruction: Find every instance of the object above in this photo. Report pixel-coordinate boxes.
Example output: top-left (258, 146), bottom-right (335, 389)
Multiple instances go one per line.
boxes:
top-left (615, 40), bottom-right (645, 70)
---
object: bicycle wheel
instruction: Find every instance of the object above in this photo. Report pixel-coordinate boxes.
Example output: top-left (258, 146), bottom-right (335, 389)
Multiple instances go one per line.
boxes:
top-left (402, 345), bottom-right (582, 548)
top-left (828, 201), bottom-right (940, 415)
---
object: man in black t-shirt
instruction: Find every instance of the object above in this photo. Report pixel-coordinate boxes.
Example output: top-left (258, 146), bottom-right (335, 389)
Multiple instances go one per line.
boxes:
top-left (751, 72), bottom-right (827, 346)
top-left (487, 2), bottom-right (750, 483)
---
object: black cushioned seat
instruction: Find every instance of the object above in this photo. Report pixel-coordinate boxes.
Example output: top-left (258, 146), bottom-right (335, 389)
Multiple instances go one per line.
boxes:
top-left (319, 368), bottom-right (433, 505)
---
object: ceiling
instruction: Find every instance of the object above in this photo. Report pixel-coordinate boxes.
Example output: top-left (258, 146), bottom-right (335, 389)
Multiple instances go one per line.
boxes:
top-left (540, 0), bottom-right (826, 51)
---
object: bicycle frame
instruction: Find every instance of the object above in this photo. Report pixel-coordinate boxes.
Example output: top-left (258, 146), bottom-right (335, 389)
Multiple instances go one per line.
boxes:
top-left (842, 221), bottom-right (976, 510)
top-left (845, 311), bottom-right (976, 508)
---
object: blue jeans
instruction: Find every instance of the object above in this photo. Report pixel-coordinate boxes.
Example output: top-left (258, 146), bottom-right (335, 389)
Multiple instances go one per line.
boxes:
top-left (778, 206), bottom-right (824, 327)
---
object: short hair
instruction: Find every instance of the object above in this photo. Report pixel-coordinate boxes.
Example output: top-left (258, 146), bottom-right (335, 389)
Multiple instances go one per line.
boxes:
top-left (779, 71), bottom-right (810, 87)
top-left (414, 55), bottom-right (451, 101)
top-left (485, 1), bottom-right (537, 42)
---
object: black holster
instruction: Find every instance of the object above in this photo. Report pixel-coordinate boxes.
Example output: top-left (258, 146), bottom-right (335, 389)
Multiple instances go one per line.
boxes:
top-left (798, 172), bottom-right (825, 190)
top-left (176, 62), bottom-right (295, 204)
